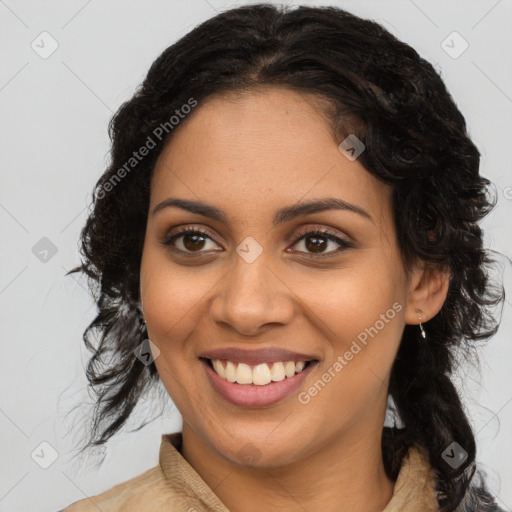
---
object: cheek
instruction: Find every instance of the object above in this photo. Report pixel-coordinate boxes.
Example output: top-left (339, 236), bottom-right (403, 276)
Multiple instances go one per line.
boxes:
top-left (140, 249), bottom-right (217, 346)
top-left (139, 250), bottom-right (213, 416)
top-left (293, 256), bottom-right (406, 386)
top-left (294, 261), bottom-right (405, 420)
top-left (297, 259), bottom-right (404, 339)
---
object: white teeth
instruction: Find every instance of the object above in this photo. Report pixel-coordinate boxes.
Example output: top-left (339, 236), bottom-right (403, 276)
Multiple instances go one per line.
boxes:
top-left (295, 361), bottom-right (305, 372)
top-left (209, 359), bottom-right (310, 385)
top-left (270, 362), bottom-right (285, 382)
top-left (284, 361), bottom-right (296, 378)
top-left (212, 359), bottom-right (226, 378)
top-left (225, 361), bottom-right (237, 382)
top-left (252, 363), bottom-right (272, 385)
top-left (236, 363), bottom-right (252, 384)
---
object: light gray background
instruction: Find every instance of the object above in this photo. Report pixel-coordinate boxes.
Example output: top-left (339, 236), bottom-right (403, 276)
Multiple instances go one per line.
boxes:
top-left (1, 1), bottom-right (511, 511)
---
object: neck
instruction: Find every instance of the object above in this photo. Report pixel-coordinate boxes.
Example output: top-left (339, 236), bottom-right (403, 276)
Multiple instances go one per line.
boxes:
top-left (181, 420), bottom-right (395, 512)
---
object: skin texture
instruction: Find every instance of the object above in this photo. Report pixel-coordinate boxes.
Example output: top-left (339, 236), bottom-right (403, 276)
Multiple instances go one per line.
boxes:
top-left (139, 87), bottom-right (449, 512)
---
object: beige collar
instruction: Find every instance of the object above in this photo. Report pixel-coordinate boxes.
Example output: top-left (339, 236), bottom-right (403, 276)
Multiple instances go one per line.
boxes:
top-left (159, 433), bottom-right (439, 511)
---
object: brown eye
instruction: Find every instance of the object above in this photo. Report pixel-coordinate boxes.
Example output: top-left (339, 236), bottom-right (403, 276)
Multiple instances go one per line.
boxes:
top-left (182, 233), bottom-right (207, 251)
top-left (302, 234), bottom-right (328, 253)
top-left (290, 229), bottom-right (353, 257)
top-left (161, 228), bottom-right (220, 253)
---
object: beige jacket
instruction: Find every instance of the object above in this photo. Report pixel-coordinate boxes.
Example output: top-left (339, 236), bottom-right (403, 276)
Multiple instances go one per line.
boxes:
top-left (62, 432), bottom-right (439, 512)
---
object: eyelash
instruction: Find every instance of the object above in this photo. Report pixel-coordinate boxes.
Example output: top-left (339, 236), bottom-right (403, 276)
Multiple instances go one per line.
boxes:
top-left (160, 226), bottom-right (354, 259)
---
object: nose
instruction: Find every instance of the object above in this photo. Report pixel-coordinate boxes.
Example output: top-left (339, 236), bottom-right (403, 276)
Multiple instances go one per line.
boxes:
top-left (209, 254), bottom-right (295, 337)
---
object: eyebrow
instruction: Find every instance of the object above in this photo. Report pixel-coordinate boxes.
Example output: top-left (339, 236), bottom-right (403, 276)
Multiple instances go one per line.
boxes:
top-left (152, 197), bottom-right (373, 225)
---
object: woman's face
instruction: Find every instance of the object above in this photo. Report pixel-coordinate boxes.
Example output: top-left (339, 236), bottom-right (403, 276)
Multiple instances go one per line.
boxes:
top-left (140, 87), bottom-right (417, 467)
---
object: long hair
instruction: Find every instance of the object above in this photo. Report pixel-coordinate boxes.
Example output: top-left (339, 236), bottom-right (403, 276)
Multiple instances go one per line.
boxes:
top-left (67, 4), bottom-right (504, 510)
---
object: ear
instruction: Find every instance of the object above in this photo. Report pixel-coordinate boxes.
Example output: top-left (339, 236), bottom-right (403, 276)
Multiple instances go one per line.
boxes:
top-left (404, 261), bottom-right (450, 325)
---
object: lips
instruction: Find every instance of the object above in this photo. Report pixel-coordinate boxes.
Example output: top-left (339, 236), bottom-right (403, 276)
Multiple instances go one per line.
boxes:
top-left (201, 358), bottom-right (318, 407)
top-left (199, 347), bottom-right (319, 407)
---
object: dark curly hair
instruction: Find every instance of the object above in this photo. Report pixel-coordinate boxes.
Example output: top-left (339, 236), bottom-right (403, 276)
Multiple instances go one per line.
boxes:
top-left (67, 4), bottom-right (505, 511)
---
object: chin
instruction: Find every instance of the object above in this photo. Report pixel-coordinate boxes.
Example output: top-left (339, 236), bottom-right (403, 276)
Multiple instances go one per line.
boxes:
top-left (209, 428), bottom-right (308, 469)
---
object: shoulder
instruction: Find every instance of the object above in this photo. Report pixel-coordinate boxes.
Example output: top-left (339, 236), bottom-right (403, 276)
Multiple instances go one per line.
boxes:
top-left (60, 466), bottom-right (167, 511)
top-left (60, 432), bottom-right (228, 512)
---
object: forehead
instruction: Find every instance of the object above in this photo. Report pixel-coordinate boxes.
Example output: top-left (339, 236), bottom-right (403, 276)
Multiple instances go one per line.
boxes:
top-left (150, 87), bottom-right (391, 221)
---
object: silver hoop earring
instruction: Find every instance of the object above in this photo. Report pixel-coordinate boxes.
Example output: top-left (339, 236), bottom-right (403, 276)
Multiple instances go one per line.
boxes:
top-left (419, 317), bottom-right (426, 339)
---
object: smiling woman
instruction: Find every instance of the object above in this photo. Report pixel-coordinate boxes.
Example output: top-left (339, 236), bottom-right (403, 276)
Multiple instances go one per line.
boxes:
top-left (63, 3), bottom-right (505, 512)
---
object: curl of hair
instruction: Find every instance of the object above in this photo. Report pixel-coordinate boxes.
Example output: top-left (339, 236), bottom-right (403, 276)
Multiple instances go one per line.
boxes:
top-left (68, 4), bottom-right (504, 510)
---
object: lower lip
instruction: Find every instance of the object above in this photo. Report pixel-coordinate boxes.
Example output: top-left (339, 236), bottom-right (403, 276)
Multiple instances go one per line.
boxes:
top-left (201, 358), bottom-right (318, 408)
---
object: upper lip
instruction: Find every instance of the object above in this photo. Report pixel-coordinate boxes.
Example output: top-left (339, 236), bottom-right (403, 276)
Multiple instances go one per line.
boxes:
top-left (199, 347), bottom-right (319, 365)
